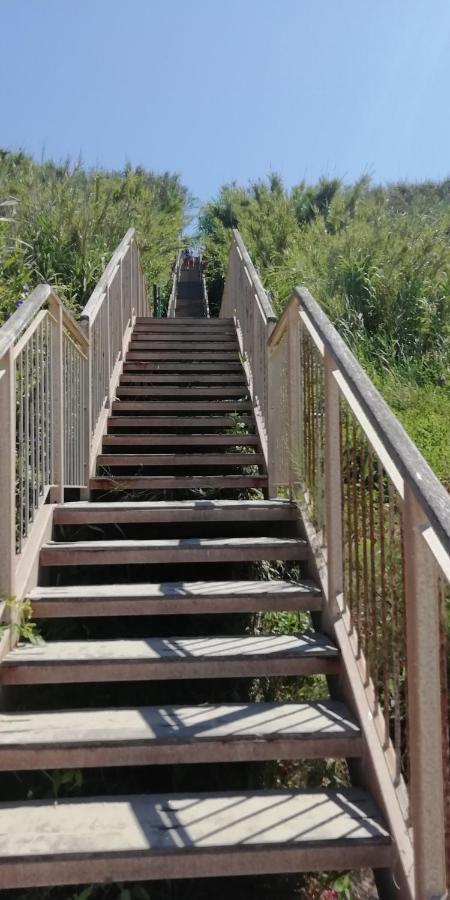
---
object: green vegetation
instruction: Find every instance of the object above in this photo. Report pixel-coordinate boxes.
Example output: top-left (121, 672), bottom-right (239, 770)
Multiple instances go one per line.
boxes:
top-left (199, 175), bottom-right (450, 485)
top-left (0, 149), bottom-right (188, 322)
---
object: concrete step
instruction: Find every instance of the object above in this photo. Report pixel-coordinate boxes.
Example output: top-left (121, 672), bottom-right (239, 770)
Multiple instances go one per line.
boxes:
top-left (0, 788), bottom-right (391, 889)
top-left (1, 632), bottom-right (340, 684)
top-left (30, 578), bottom-right (321, 618)
top-left (0, 700), bottom-right (361, 770)
top-left (39, 536), bottom-right (307, 567)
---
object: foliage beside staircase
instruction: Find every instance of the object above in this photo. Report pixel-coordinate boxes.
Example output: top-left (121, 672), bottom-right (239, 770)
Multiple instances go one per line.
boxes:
top-left (199, 175), bottom-right (450, 485)
top-left (0, 148), bottom-right (188, 323)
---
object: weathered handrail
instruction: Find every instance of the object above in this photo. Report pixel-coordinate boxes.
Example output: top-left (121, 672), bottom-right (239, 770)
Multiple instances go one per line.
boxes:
top-left (220, 229), bottom-right (277, 465)
top-left (167, 251), bottom-right (181, 317)
top-left (0, 229), bottom-right (148, 608)
top-left (221, 229), bottom-right (450, 899)
top-left (0, 286), bottom-right (89, 604)
top-left (81, 228), bottom-right (148, 476)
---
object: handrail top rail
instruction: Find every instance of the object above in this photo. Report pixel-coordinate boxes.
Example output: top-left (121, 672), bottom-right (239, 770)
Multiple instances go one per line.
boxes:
top-left (232, 229), bottom-right (277, 323)
top-left (0, 284), bottom-right (53, 357)
top-left (270, 287), bottom-right (450, 550)
top-left (80, 227), bottom-right (135, 323)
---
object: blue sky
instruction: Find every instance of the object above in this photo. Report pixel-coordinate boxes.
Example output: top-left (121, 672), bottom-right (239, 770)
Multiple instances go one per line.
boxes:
top-left (1, 0), bottom-right (450, 204)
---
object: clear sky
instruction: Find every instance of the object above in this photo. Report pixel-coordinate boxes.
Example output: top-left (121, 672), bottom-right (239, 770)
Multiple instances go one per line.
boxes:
top-left (1, 0), bottom-right (450, 203)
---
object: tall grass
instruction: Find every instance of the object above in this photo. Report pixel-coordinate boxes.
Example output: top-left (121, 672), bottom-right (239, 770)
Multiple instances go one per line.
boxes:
top-left (0, 149), bottom-right (188, 321)
top-left (199, 175), bottom-right (450, 485)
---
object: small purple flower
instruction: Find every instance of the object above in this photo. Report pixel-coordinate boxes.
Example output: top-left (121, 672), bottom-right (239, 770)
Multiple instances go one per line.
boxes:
top-left (15, 300), bottom-right (24, 308)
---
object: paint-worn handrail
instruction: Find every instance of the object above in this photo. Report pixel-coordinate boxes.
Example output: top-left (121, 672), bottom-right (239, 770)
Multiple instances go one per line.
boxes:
top-left (221, 229), bottom-right (450, 899)
top-left (220, 230), bottom-right (277, 466)
top-left (81, 228), bottom-right (148, 477)
top-left (0, 286), bottom-right (89, 604)
top-left (167, 251), bottom-right (181, 317)
top-left (0, 229), bottom-right (148, 607)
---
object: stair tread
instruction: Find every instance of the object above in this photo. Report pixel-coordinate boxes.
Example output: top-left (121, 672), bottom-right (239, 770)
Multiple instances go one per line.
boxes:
top-left (111, 401), bottom-right (253, 411)
top-left (42, 536), bottom-right (305, 552)
top-left (54, 499), bottom-right (293, 511)
top-left (97, 453), bottom-right (263, 466)
top-left (0, 700), bottom-right (360, 749)
top-left (0, 788), bottom-right (389, 860)
top-left (89, 475), bottom-right (266, 490)
top-left (3, 632), bottom-right (338, 666)
top-left (102, 435), bottom-right (260, 444)
top-left (30, 578), bottom-right (319, 601)
top-left (53, 499), bottom-right (294, 522)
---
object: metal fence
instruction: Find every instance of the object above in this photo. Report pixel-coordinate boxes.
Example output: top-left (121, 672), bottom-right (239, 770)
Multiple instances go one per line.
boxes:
top-left (0, 228), bottom-right (148, 600)
top-left (221, 230), bottom-right (450, 900)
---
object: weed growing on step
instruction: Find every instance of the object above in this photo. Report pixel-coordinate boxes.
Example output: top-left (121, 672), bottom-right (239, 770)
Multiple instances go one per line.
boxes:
top-left (0, 596), bottom-right (44, 644)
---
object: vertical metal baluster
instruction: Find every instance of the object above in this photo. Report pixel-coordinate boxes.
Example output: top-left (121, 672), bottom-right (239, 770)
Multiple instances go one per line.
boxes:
top-left (16, 353), bottom-right (23, 552)
top-left (351, 415), bottom-right (361, 651)
top-left (360, 435), bottom-right (369, 674)
top-left (367, 446), bottom-right (378, 707)
top-left (344, 405), bottom-right (354, 621)
top-left (377, 462), bottom-right (390, 748)
top-left (388, 478), bottom-right (401, 783)
top-left (24, 342), bottom-right (30, 536)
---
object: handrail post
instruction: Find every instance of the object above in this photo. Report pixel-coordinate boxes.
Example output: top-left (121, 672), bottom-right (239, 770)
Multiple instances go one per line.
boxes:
top-left (287, 302), bottom-right (301, 499)
top-left (0, 346), bottom-right (16, 598)
top-left (81, 319), bottom-right (92, 491)
top-left (49, 295), bottom-right (64, 504)
top-left (324, 351), bottom-right (343, 617)
top-left (403, 484), bottom-right (447, 898)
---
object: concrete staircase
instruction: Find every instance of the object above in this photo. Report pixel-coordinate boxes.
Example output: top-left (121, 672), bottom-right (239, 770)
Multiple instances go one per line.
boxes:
top-left (0, 313), bottom-right (391, 890)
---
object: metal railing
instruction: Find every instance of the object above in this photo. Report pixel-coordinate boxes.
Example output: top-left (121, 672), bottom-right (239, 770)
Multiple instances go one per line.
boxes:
top-left (0, 228), bottom-right (148, 602)
top-left (221, 230), bottom-right (450, 900)
top-left (167, 251), bottom-right (181, 317)
top-left (81, 228), bottom-right (147, 476)
top-left (221, 231), bottom-right (277, 465)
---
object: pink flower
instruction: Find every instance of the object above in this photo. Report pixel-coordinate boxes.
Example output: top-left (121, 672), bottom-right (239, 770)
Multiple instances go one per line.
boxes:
top-left (320, 891), bottom-right (338, 900)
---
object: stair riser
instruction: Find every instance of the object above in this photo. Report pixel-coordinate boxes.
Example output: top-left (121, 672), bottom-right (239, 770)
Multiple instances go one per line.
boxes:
top-left (53, 506), bottom-right (294, 525)
top-left (119, 375), bottom-right (246, 384)
top-left (89, 476), bottom-right (265, 489)
top-left (128, 342), bottom-right (239, 350)
top-left (31, 594), bottom-right (322, 618)
top-left (126, 353), bottom-right (240, 361)
top-left (0, 843), bottom-right (392, 890)
top-left (136, 317), bottom-right (234, 324)
top-left (1, 656), bottom-right (340, 685)
top-left (0, 735), bottom-right (361, 771)
top-left (107, 417), bottom-right (254, 429)
top-left (111, 402), bottom-right (252, 412)
top-left (40, 545), bottom-right (305, 566)
top-left (102, 435), bottom-right (259, 446)
top-left (123, 364), bottom-right (243, 373)
top-left (116, 388), bottom-right (249, 398)
top-left (97, 455), bottom-right (263, 467)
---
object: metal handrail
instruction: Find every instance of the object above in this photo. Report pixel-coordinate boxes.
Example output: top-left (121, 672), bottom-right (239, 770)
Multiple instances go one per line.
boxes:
top-left (222, 229), bottom-right (450, 899)
top-left (0, 229), bottom-right (148, 605)
top-left (270, 287), bottom-right (450, 551)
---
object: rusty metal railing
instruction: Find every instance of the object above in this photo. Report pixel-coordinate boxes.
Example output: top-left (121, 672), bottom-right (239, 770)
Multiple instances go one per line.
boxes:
top-left (222, 231), bottom-right (450, 899)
